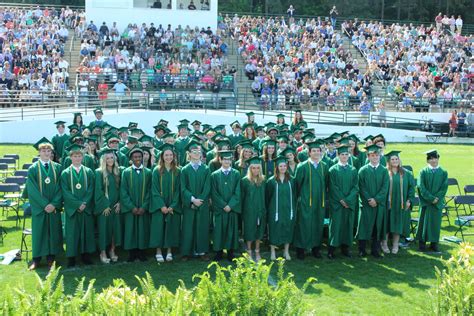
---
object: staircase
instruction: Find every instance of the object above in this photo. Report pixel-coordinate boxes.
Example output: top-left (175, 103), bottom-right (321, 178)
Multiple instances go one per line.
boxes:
top-left (64, 33), bottom-right (83, 89)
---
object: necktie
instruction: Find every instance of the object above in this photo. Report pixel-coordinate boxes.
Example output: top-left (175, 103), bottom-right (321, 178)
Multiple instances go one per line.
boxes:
top-left (135, 168), bottom-right (141, 174)
top-left (193, 164), bottom-right (199, 171)
top-left (44, 163), bottom-right (49, 171)
top-left (432, 168), bottom-right (437, 173)
top-left (224, 170), bottom-right (229, 176)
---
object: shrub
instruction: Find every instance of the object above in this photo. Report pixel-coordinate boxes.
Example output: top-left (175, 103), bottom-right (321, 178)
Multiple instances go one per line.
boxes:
top-left (430, 242), bottom-right (474, 316)
top-left (1, 256), bottom-right (315, 315)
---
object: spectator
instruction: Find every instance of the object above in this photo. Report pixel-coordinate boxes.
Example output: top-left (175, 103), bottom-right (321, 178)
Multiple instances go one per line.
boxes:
top-left (330, 6), bottom-right (339, 27)
top-left (287, 5), bottom-right (295, 18)
top-left (457, 107), bottom-right (466, 132)
top-left (188, 1), bottom-right (196, 10)
top-left (359, 97), bottom-right (371, 126)
top-left (159, 89), bottom-right (167, 110)
top-left (110, 79), bottom-right (130, 107)
top-left (455, 15), bottom-right (463, 34)
top-left (377, 99), bottom-right (387, 128)
top-left (152, 0), bottom-right (162, 8)
top-left (448, 110), bottom-right (458, 137)
top-left (467, 106), bottom-right (474, 133)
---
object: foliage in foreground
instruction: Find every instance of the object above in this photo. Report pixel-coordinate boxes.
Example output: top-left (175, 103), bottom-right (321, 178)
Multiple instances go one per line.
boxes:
top-left (431, 242), bottom-right (474, 316)
top-left (0, 256), bottom-right (315, 315)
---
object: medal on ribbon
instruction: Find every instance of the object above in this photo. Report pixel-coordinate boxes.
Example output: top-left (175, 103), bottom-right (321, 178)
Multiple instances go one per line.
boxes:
top-left (45, 177), bottom-right (51, 184)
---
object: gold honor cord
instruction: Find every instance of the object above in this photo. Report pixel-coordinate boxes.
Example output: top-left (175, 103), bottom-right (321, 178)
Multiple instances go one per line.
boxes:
top-left (71, 166), bottom-right (87, 194)
top-left (37, 161), bottom-right (57, 195)
top-left (307, 160), bottom-right (325, 208)
top-left (131, 168), bottom-right (146, 205)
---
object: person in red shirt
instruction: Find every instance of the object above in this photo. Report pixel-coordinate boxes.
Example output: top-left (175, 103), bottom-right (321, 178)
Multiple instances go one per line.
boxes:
top-left (98, 79), bottom-right (108, 105)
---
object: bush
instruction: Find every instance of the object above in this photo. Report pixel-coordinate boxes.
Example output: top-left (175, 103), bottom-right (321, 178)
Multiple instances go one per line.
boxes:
top-left (1, 256), bottom-right (315, 315)
top-left (430, 242), bottom-right (474, 316)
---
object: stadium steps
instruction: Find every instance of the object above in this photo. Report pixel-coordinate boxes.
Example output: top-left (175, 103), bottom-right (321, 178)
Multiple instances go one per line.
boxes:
top-left (64, 35), bottom-right (83, 88)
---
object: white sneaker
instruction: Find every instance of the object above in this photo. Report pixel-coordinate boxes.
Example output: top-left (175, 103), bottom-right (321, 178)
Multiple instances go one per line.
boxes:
top-left (155, 254), bottom-right (165, 263)
top-left (166, 253), bottom-right (173, 262)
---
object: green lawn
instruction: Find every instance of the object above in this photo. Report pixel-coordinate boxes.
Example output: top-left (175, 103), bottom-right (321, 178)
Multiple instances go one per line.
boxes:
top-left (0, 143), bottom-right (473, 315)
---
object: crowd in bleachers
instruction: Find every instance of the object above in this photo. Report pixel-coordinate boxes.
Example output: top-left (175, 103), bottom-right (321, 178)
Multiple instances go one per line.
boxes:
top-left (342, 18), bottom-right (473, 110)
top-left (0, 6), bottom-right (76, 106)
top-left (74, 20), bottom-right (234, 97)
top-left (225, 15), bottom-right (373, 111)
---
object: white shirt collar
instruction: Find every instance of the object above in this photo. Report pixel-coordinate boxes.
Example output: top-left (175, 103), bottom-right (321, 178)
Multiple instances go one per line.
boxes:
top-left (132, 164), bottom-right (143, 170)
top-left (427, 164), bottom-right (438, 170)
top-left (370, 163), bottom-right (380, 169)
top-left (338, 162), bottom-right (348, 167)
top-left (40, 159), bottom-right (50, 165)
top-left (220, 167), bottom-right (231, 173)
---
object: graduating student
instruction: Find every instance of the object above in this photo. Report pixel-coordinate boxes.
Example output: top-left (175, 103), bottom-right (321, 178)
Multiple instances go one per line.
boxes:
top-left (120, 147), bottom-right (152, 262)
top-left (229, 121), bottom-right (244, 147)
top-left (294, 140), bottom-right (329, 259)
top-left (174, 123), bottom-right (191, 166)
top-left (60, 144), bottom-right (96, 267)
top-left (51, 121), bottom-right (68, 163)
top-left (119, 136), bottom-right (139, 166)
top-left (241, 157), bottom-right (266, 262)
top-left (416, 150), bottom-right (448, 252)
top-left (211, 151), bottom-right (241, 261)
top-left (234, 142), bottom-right (253, 177)
top-left (94, 148), bottom-right (123, 264)
top-left (152, 124), bottom-right (167, 148)
top-left (281, 147), bottom-right (298, 177)
top-left (252, 125), bottom-right (266, 150)
top-left (180, 140), bottom-right (211, 261)
top-left (382, 151), bottom-right (415, 254)
top-left (327, 145), bottom-right (359, 259)
top-left (266, 156), bottom-right (296, 261)
top-left (150, 144), bottom-right (181, 263)
top-left (261, 138), bottom-right (276, 177)
top-left (356, 144), bottom-right (389, 258)
top-left (26, 138), bottom-right (63, 270)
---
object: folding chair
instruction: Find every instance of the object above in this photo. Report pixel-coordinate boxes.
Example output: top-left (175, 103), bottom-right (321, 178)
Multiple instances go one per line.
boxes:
top-left (5, 176), bottom-right (27, 189)
top-left (14, 170), bottom-right (28, 178)
top-left (22, 163), bottom-right (32, 170)
top-left (409, 196), bottom-right (420, 240)
top-left (443, 178), bottom-right (462, 224)
top-left (0, 183), bottom-right (22, 226)
top-left (3, 154), bottom-right (20, 169)
top-left (0, 163), bottom-right (8, 181)
top-left (19, 203), bottom-right (32, 262)
top-left (464, 185), bottom-right (474, 195)
top-left (404, 165), bottom-right (413, 173)
top-left (453, 195), bottom-right (474, 241)
top-left (32, 157), bottom-right (39, 163)
top-left (0, 158), bottom-right (17, 174)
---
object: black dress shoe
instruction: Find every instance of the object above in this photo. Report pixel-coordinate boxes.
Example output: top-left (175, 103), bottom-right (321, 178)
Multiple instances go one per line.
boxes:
top-left (138, 251), bottom-right (148, 262)
top-left (430, 243), bottom-right (440, 252)
top-left (371, 251), bottom-right (382, 258)
top-left (327, 252), bottom-right (335, 260)
top-left (128, 250), bottom-right (137, 262)
top-left (312, 248), bottom-right (322, 259)
top-left (67, 257), bottom-right (76, 268)
top-left (213, 251), bottom-right (223, 262)
top-left (358, 250), bottom-right (367, 257)
top-left (227, 250), bottom-right (235, 262)
top-left (82, 254), bottom-right (93, 265)
top-left (296, 248), bottom-right (305, 260)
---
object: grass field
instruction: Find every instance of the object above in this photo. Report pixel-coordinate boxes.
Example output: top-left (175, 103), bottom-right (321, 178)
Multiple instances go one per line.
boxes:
top-left (0, 143), bottom-right (473, 315)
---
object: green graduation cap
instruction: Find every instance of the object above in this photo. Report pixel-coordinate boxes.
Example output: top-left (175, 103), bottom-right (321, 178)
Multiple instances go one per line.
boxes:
top-left (162, 132), bottom-right (176, 139)
top-left (158, 143), bottom-right (176, 153)
top-left (85, 135), bottom-right (98, 143)
top-left (266, 126), bottom-right (279, 133)
top-left (241, 123), bottom-right (251, 131)
top-left (127, 136), bottom-right (139, 143)
top-left (274, 155), bottom-right (288, 165)
top-left (235, 139), bottom-right (253, 150)
top-left (218, 150), bottom-right (234, 159)
top-left (153, 124), bottom-right (167, 132)
top-left (348, 134), bottom-right (360, 143)
top-left (247, 156), bottom-right (262, 165)
top-left (255, 125), bottom-right (265, 132)
top-left (216, 139), bottom-right (232, 150)
top-left (324, 136), bottom-right (335, 144)
top-left (191, 120), bottom-right (202, 126)
top-left (107, 126), bottom-right (118, 135)
top-left (229, 120), bottom-right (241, 128)
top-left (177, 123), bottom-right (191, 131)
top-left (54, 120), bottom-right (66, 127)
top-left (363, 135), bottom-right (374, 141)
top-left (329, 132), bottom-right (342, 139)
top-left (214, 124), bottom-right (226, 132)
top-left (202, 124), bottom-right (212, 132)
top-left (339, 131), bottom-right (350, 137)
top-left (68, 124), bottom-right (79, 131)
top-left (141, 146), bottom-right (152, 155)
top-left (128, 122), bottom-right (138, 129)
top-left (139, 135), bottom-right (154, 144)
top-left (193, 130), bottom-right (205, 137)
top-left (179, 119), bottom-right (190, 125)
top-left (306, 140), bottom-right (324, 150)
top-left (205, 128), bottom-right (216, 135)
top-left (93, 107), bottom-right (103, 114)
top-left (190, 135), bottom-right (204, 143)
top-left (265, 122), bottom-right (276, 128)
top-left (211, 133), bottom-right (225, 142)
top-left (373, 134), bottom-right (386, 144)
top-left (385, 150), bottom-right (401, 159)
top-left (130, 128), bottom-right (145, 135)
top-left (73, 112), bottom-right (82, 117)
top-left (277, 134), bottom-right (289, 143)
top-left (185, 139), bottom-right (201, 151)
top-left (337, 145), bottom-right (350, 154)
top-left (158, 119), bottom-right (169, 126)
top-left (277, 123), bottom-right (290, 131)
top-left (276, 114), bottom-right (285, 119)
top-left (365, 144), bottom-right (381, 154)
top-left (338, 137), bottom-right (351, 147)
top-left (105, 133), bottom-right (120, 143)
top-left (425, 149), bottom-right (440, 160)
top-left (119, 127), bottom-right (129, 134)
top-left (99, 147), bottom-right (117, 158)
top-left (33, 137), bottom-right (53, 150)
top-left (245, 111), bottom-right (255, 117)
top-left (67, 143), bottom-right (85, 154)
top-left (280, 147), bottom-right (296, 157)
top-left (302, 133), bottom-right (315, 142)
top-left (69, 134), bottom-right (84, 143)
top-left (128, 146), bottom-right (144, 158)
top-left (262, 138), bottom-right (277, 147)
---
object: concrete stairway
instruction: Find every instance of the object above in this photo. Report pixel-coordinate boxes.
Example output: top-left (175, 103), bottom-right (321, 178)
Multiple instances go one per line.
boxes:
top-left (64, 33), bottom-right (83, 88)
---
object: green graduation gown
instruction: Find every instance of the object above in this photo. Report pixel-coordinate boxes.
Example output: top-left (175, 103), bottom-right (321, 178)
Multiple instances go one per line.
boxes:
top-left (150, 167), bottom-right (181, 248)
top-left (62, 153), bottom-right (96, 170)
top-left (241, 177), bottom-right (266, 241)
top-left (328, 163), bottom-right (359, 247)
top-left (229, 134), bottom-right (244, 147)
top-left (52, 134), bottom-right (68, 163)
top-left (180, 162), bottom-right (211, 256)
top-left (297, 149), bottom-right (308, 162)
top-left (233, 160), bottom-right (249, 178)
top-left (416, 166), bottom-right (448, 243)
top-left (175, 136), bottom-right (190, 166)
top-left (60, 165), bottom-right (96, 257)
top-left (266, 176), bottom-right (297, 246)
top-left (211, 168), bottom-right (241, 251)
top-left (26, 161), bottom-right (63, 258)
top-left (94, 168), bottom-right (123, 251)
top-left (294, 160), bottom-right (329, 249)
top-left (120, 166), bottom-right (152, 250)
top-left (386, 169), bottom-right (416, 236)
top-left (356, 164), bottom-right (389, 241)
top-left (261, 158), bottom-right (275, 178)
